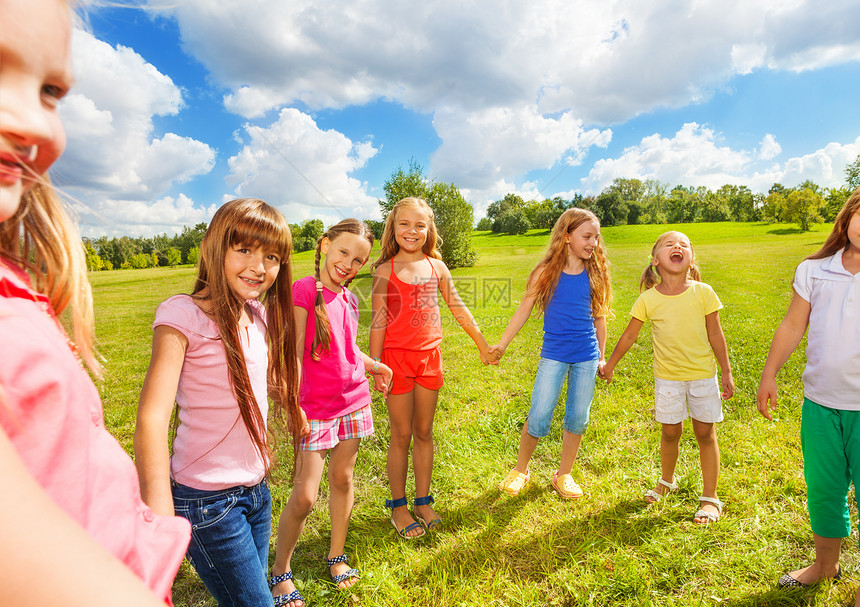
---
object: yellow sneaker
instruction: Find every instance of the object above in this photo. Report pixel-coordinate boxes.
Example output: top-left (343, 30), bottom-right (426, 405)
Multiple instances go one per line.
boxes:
top-left (498, 468), bottom-right (530, 496)
top-left (552, 471), bottom-right (583, 499)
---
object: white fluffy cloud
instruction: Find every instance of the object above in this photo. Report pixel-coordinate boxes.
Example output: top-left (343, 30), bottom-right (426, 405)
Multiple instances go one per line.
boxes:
top-left (52, 29), bottom-right (215, 234)
top-left (580, 124), bottom-right (860, 195)
top-left (226, 109), bottom-right (379, 223)
top-left (146, 0), bottom-right (860, 197)
top-left (76, 194), bottom-right (218, 238)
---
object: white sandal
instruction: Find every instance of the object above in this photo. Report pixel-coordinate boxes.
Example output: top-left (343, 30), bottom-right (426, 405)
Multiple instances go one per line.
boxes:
top-left (693, 496), bottom-right (724, 524)
top-left (644, 476), bottom-right (678, 503)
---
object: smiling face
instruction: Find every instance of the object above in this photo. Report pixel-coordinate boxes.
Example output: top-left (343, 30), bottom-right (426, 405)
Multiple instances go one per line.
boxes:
top-left (393, 206), bottom-right (431, 254)
top-left (565, 219), bottom-right (601, 264)
top-left (652, 231), bottom-right (693, 276)
top-left (0, 0), bottom-right (73, 222)
top-left (223, 241), bottom-right (281, 301)
top-left (320, 231), bottom-right (371, 289)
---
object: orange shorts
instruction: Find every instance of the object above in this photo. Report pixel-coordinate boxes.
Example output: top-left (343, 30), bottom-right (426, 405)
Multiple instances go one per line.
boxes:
top-left (382, 347), bottom-right (444, 395)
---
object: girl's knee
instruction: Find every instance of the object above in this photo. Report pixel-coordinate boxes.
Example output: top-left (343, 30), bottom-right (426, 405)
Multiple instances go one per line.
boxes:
top-left (412, 426), bottom-right (434, 445)
top-left (661, 422), bottom-right (683, 442)
top-left (692, 421), bottom-right (717, 444)
top-left (328, 468), bottom-right (354, 493)
top-left (288, 490), bottom-right (317, 517)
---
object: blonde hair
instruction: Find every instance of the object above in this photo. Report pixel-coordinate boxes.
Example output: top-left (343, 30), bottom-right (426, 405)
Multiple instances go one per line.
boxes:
top-left (808, 186), bottom-right (860, 261)
top-left (311, 218), bottom-right (374, 360)
top-left (193, 198), bottom-right (300, 470)
top-left (527, 208), bottom-right (612, 318)
top-left (0, 180), bottom-right (100, 375)
top-left (372, 197), bottom-right (442, 270)
top-left (640, 231), bottom-right (701, 291)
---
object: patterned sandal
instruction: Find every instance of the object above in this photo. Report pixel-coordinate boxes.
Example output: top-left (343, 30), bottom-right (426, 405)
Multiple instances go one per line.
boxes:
top-left (499, 468), bottom-right (530, 496)
top-left (269, 570), bottom-right (304, 607)
top-left (413, 495), bottom-right (442, 530)
top-left (644, 476), bottom-right (678, 503)
top-left (326, 553), bottom-right (359, 587)
top-left (385, 497), bottom-right (425, 539)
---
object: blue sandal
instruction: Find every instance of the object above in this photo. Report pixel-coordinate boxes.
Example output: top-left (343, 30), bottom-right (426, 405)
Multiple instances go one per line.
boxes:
top-left (413, 495), bottom-right (442, 530)
top-left (326, 553), bottom-right (360, 586)
top-left (269, 570), bottom-right (304, 607)
top-left (385, 497), bottom-right (425, 538)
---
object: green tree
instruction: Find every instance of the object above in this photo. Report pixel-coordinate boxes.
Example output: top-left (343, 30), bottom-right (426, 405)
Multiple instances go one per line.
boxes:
top-left (823, 187), bottom-right (850, 221)
top-left (487, 193), bottom-right (525, 223)
top-left (593, 191), bottom-right (628, 226)
top-left (496, 209), bottom-right (531, 234)
top-left (785, 187), bottom-right (823, 231)
top-left (83, 241), bottom-right (103, 271)
top-left (380, 158), bottom-right (429, 217)
top-left (187, 246), bottom-right (199, 266)
top-left (475, 217), bottom-right (493, 231)
top-left (846, 154), bottom-right (860, 191)
top-left (167, 247), bottom-right (182, 267)
top-left (300, 219), bottom-right (324, 242)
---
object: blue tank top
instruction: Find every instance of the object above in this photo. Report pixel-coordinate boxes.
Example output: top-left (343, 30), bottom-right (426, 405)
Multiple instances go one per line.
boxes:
top-left (541, 271), bottom-right (599, 363)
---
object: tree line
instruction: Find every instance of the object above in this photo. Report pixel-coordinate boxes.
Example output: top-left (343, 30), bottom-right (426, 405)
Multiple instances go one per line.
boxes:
top-left (84, 154), bottom-right (860, 271)
top-left (479, 178), bottom-right (852, 235)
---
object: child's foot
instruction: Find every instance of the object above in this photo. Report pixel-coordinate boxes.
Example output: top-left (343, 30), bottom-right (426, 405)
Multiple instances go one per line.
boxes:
top-left (693, 496), bottom-right (723, 524)
top-left (644, 476), bottom-right (678, 503)
top-left (413, 501), bottom-right (441, 531)
top-left (778, 562), bottom-right (841, 587)
top-left (390, 505), bottom-right (425, 538)
top-left (326, 554), bottom-right (359, 589)
top-left (270, 570), bottom-right (304, 607)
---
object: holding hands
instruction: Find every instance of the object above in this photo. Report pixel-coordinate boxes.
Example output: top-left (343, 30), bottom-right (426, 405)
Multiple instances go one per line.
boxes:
top-left (482, 343), bottom-right (503, 365)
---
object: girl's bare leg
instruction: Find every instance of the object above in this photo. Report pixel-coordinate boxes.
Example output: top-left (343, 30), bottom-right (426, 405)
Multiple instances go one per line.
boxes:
top-left (691, 419), bottom-right (720, 522)
top-left (513, 423), bottom-right (539, 473)
top-left (558, 431), bottom-right (583, 476)
top-left (647, 422), bottom-right (682, 502)
top-left (327, 438), bottom-right (361, 588)
top-left (386, 390), bottom-right (422, 537)
top-left (411, 384), bottom-right (440, 524)
top-left (271, 450), bottom-right (326, 605)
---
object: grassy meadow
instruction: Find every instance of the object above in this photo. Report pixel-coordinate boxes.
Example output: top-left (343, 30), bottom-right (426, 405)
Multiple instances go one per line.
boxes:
top-left (90, 221), bottom-right (858, 606)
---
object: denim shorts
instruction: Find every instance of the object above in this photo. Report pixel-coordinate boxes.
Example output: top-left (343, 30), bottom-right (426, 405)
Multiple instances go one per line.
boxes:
top-left (172, 480), bottom-right (273, 607)
top-left (526, 357), bottom-right (599, 437)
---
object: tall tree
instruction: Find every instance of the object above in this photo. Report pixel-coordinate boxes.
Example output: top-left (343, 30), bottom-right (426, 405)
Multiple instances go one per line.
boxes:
top-left (845, 153), bottom-right (860, 191)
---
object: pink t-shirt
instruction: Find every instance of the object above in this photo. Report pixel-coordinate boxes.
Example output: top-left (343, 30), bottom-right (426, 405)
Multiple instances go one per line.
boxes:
top-left (293, 276), bottom-right (370, 419)
top-left (154, 295), bottom-right (269, 490)
top-left (0, 262), bottom-right (189, 601)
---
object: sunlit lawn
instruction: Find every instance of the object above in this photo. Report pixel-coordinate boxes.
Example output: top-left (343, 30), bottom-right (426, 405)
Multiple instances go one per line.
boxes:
top-left (91, 221), bottom-right (858, 606)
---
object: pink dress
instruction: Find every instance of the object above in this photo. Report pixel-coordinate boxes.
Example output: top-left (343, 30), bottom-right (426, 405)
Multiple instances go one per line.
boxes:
top-left (0, 261), bottom-right (190, 602)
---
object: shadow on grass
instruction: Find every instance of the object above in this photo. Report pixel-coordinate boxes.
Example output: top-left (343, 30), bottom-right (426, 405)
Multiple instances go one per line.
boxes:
top-left (767, 227), bottom-right (804, 235)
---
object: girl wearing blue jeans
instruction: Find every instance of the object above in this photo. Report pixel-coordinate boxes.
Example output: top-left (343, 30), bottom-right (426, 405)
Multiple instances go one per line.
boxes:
top-left (492, 208), bottom-right (612, 499)
top-left (135, 199), bottom-right (306, 606)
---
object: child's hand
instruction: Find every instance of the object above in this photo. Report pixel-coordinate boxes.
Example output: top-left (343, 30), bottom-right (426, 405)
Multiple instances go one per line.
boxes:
top-left (295, 407), bottom-right (310, 437)
top-left (721, 372), bottom-right (735, 400)
top-left (479, 344), bottom-right (500, 366)
top-left (372, 363), bottom-right (393, 398)
top-left (488, 343), bottom-right (505, 363)
top-left (599, 362), bottom-right (614, 384)
top-left (756, 378), bottom-right (778, 420)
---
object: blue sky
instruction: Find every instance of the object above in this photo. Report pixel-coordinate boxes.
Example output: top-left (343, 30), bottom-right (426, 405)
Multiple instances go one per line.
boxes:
top-left (55, 1), bottom-right (860, 237)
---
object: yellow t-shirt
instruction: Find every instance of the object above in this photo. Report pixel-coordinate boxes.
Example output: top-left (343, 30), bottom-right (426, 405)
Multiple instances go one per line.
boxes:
top-left (631, 281), bottom-right (723, 381)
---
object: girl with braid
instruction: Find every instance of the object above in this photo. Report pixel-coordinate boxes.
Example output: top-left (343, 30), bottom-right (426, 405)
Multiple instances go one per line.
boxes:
top-left (271, 219), bottom-right (392, 606)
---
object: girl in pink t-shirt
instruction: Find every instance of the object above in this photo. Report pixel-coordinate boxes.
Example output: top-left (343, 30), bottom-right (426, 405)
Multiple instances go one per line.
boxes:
top-left (1, 1), bottom-right (189, 605)
top-left (271, 219), bottom-right (392, 607)
top-left (135, 198), bottom-right (304, 607)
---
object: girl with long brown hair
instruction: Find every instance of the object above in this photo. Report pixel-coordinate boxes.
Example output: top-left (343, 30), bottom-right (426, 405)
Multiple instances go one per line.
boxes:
top-left (493, 208), bottom-right (612, 500)
top-left (135, 198), bottom-right (303, 606)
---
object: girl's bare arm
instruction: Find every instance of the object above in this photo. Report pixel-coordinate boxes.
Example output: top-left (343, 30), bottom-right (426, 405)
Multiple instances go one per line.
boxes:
top-left (435, 260), bottom-right (494, 364)
top-left (134, 325), bottom-right (187, 517)
top-left (705, 310), bottom-right (734, 399)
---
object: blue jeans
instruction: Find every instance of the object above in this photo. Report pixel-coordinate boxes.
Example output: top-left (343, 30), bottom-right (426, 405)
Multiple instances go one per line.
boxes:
top-left (527, 357), bottom-right (599, 437)
top-left (172, 480), bottom-right (273, 607)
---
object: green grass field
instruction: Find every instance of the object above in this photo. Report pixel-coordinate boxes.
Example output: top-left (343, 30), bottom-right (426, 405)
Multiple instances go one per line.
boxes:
top-left (90, 221), bottom-right (858, 606)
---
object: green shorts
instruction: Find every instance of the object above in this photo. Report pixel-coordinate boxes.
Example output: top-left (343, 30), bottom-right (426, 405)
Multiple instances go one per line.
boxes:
top-left (801, 398), bottom-right (860, 542)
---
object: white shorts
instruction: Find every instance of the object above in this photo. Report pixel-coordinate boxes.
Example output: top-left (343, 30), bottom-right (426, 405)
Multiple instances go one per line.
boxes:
top-left (654, 376), bottom-right (723, 424)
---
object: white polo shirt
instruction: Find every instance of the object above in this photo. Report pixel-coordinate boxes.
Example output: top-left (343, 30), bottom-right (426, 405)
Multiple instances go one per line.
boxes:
top-left (794, 252), bottom-right (860, 410)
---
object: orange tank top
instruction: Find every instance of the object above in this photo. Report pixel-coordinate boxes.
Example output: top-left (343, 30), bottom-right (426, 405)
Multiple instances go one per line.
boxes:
top-left (384, 256), bottom-right (443, 351)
